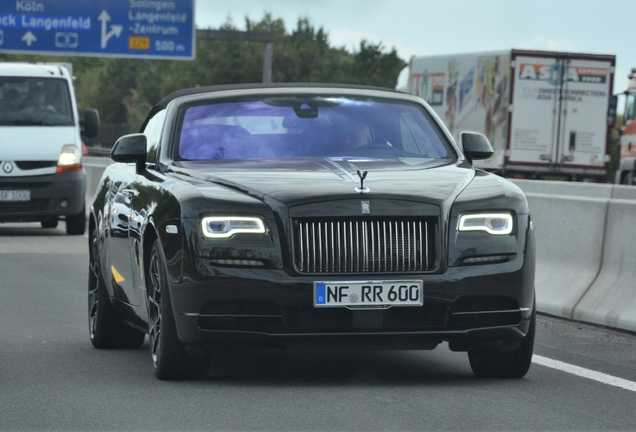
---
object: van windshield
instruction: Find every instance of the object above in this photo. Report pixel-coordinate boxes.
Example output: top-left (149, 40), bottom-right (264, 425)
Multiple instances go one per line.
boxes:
top-left (0, 77), bottom-right (74, 126)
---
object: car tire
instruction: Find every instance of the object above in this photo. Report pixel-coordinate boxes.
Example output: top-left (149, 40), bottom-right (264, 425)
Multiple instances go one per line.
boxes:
top-left (88, 227), bottom-right (146, 349)
top-left (468, 304), bottom-right (535, 378)
top-left (66, 207), bottom-right (86, 235)
top-left (148, 240), bottom-right (209, 380)
top-left (621, 172), bottom-right (634, 185)
top-left (41, 219), bottom-right (58, 229)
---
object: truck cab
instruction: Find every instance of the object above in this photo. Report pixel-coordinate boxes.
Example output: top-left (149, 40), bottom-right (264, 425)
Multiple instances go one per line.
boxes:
top-left (0, 63), bottom-right (99, 234)
top-left (615, 68), bottom-right (636, 184)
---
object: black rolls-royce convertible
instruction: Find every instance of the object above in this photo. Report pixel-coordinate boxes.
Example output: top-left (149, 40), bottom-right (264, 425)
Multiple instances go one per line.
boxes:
top-left (88, 84), bottom-right (535, 380)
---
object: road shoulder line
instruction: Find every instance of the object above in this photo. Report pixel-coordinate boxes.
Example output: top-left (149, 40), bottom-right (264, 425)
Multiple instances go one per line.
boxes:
top-left (533, 355), bottom-right (636, 392)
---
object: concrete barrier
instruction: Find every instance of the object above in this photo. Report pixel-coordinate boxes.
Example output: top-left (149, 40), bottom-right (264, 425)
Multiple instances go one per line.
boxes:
top-left (572, 198), bottom-right (636, 331)
top-left (513, 179), bottom-right (613, 199)
top-left (610, 184), bottom-right (636, 200)
top-left (514, 180), bottom-right (636, 333)
top-left (523, 193), bottom-right (608, 319)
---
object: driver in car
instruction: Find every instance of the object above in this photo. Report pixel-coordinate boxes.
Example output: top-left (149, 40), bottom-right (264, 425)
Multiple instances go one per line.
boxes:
top-left (342, 119), bottom-right (373, 150)
top-left (24, 91), bottom-right (56, 115)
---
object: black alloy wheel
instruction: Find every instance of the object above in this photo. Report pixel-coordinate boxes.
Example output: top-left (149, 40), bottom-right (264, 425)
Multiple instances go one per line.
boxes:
top-left (148, 245), bottom-right (163, 370)
top-left (88, 226), bottom-right (145, 349)
top-left (148, 240), bottom-right (209, 380)
top-left (468, 304), bottom-right (536, 378)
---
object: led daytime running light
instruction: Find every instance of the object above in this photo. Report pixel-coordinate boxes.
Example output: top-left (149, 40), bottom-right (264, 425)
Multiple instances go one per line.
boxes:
top-left (201, 217), bottom-right (265, 238)
top-left (458, 213), bottom-right (513, 235)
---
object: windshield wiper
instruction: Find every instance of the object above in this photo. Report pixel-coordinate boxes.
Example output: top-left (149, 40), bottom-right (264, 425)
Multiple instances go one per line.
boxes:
top-left (8, 119), bottom-right (47, 126)
top-left (0, 119), bottom-right (58, 126)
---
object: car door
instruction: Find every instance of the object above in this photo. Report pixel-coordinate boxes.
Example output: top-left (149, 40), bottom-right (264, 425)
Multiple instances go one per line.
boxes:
top-left (125, 108), bottom-right (168, 317)
top-left (106, 165), bottom-right (142, 307)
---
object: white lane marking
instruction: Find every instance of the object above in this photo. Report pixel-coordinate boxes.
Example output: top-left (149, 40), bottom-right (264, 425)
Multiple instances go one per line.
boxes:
top-left (533, 355), bottom-right (636, 392)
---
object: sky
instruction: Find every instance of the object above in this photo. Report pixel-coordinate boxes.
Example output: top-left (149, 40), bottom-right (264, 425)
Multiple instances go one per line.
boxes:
top-left (195, 0), bottom-right (635, 98)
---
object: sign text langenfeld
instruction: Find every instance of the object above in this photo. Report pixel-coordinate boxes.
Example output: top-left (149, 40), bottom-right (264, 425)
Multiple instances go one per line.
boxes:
top-left (0, 0), bottom-right (194, 60)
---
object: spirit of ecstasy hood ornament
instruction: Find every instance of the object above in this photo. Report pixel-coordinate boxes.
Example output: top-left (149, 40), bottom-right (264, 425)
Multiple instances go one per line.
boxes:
top-left (354, 169), bottom-right (370, 194)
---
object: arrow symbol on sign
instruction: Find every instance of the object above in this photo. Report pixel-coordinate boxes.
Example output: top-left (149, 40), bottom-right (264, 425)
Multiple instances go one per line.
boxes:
top-left (98, 10), bottom-right (123, 49)
top-left (22, 31), bottom-right (37, 46)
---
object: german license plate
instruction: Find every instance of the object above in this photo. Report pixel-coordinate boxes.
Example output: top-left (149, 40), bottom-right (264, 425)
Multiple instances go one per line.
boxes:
top-left (0, 190), bottom-right (30, 201)
top-left (314, 280), bottom-right (423, 308)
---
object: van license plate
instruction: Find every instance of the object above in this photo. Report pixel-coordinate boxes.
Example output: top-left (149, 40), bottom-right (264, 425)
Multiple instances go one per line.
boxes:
top-left (314, 280), bottom-right (423, 307)
top-left (0, 190), bottom-right (30, 201)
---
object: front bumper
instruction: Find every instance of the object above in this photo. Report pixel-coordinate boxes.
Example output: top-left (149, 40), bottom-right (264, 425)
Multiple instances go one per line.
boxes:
top-left (169, 255), bottom-right (535, 350)
top-left (0, 170), bottom-right (86, 222)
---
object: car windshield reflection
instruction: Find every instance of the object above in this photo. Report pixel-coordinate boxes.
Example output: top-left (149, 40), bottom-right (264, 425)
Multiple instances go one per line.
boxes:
top-left (176, 97), bottom-right (452, 160)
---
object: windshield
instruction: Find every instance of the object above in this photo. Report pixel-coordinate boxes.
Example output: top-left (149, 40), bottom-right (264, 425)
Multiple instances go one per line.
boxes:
top-left (625, 93), bottom-right (636, 123)
top-left (175, 96), bottom-right (453, 161)
top-left (0, 77), bottom-right (74, 126)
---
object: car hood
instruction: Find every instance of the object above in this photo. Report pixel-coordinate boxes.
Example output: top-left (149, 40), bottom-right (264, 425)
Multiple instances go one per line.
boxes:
top-left (174, 157), bottom-right (474, 208)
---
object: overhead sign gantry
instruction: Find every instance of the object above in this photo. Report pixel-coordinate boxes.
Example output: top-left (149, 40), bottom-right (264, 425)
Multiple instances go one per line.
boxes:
top-left (0, 0), bottom-right (194, 60)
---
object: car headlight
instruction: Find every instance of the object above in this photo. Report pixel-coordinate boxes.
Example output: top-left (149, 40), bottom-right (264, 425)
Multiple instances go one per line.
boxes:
top-left (201, 216), bottom-right (266, 238)
top-left (56, 144), bottom-right (82, 173)
top-left (458, 213), bottom-right (513, 235)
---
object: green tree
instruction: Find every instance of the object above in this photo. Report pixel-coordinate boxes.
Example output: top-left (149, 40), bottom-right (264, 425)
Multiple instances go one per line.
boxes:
top-left (273, 17), bottom-right (342, 83)
top-left (91, 59), bottom-right (145, 123)
top-left (608, 114), bottom-right (623, 183)
top-left (348, 40), bottom-right (406, 88)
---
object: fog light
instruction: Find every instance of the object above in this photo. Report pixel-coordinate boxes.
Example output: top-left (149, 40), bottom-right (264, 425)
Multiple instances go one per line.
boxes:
top-left (210, 259), bottom-right (266, 267)
top-left (461, 255), bottom-right (512, 265)
top-left (60, 199), bottom-right (69, 208)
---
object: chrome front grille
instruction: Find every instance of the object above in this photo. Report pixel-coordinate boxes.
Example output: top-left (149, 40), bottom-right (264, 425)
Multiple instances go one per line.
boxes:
top-left (293, 217), bottom-right (437, 273)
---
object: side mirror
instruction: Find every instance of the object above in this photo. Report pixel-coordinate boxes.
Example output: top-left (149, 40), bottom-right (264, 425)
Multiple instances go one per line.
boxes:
top-left (459, 131), bottom-right (494, 164)
top-left (81, 109), bottom-right (100, 138)
top-left (111, 133), bottom-right (147, 171)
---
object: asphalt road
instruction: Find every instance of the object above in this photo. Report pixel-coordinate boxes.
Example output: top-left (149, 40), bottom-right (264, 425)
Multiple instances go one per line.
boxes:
top-left (1, 222), bottom-right (636, 431)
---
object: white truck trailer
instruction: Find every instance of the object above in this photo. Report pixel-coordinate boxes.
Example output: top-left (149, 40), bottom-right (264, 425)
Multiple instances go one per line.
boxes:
top-left (399, 49), bottom-right (615, 181)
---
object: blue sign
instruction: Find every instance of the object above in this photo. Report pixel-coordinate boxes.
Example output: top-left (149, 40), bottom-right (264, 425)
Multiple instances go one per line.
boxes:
top-left (315, 284), bottom-right (326, 305)
top-left (0, 0), bottom-right (194, 60)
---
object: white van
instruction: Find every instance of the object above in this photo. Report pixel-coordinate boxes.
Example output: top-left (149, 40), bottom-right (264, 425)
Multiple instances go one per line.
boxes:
top-left (0, 63), bottom-right (99, 235)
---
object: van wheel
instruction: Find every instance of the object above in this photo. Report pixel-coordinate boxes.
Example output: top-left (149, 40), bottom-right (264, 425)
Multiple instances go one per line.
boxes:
top-left (66, 207), bottom-right (86, 235)
top-left (41, 219), bottom-right (58, 229)
top-left (621, 172), bottom-right (634, 185)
